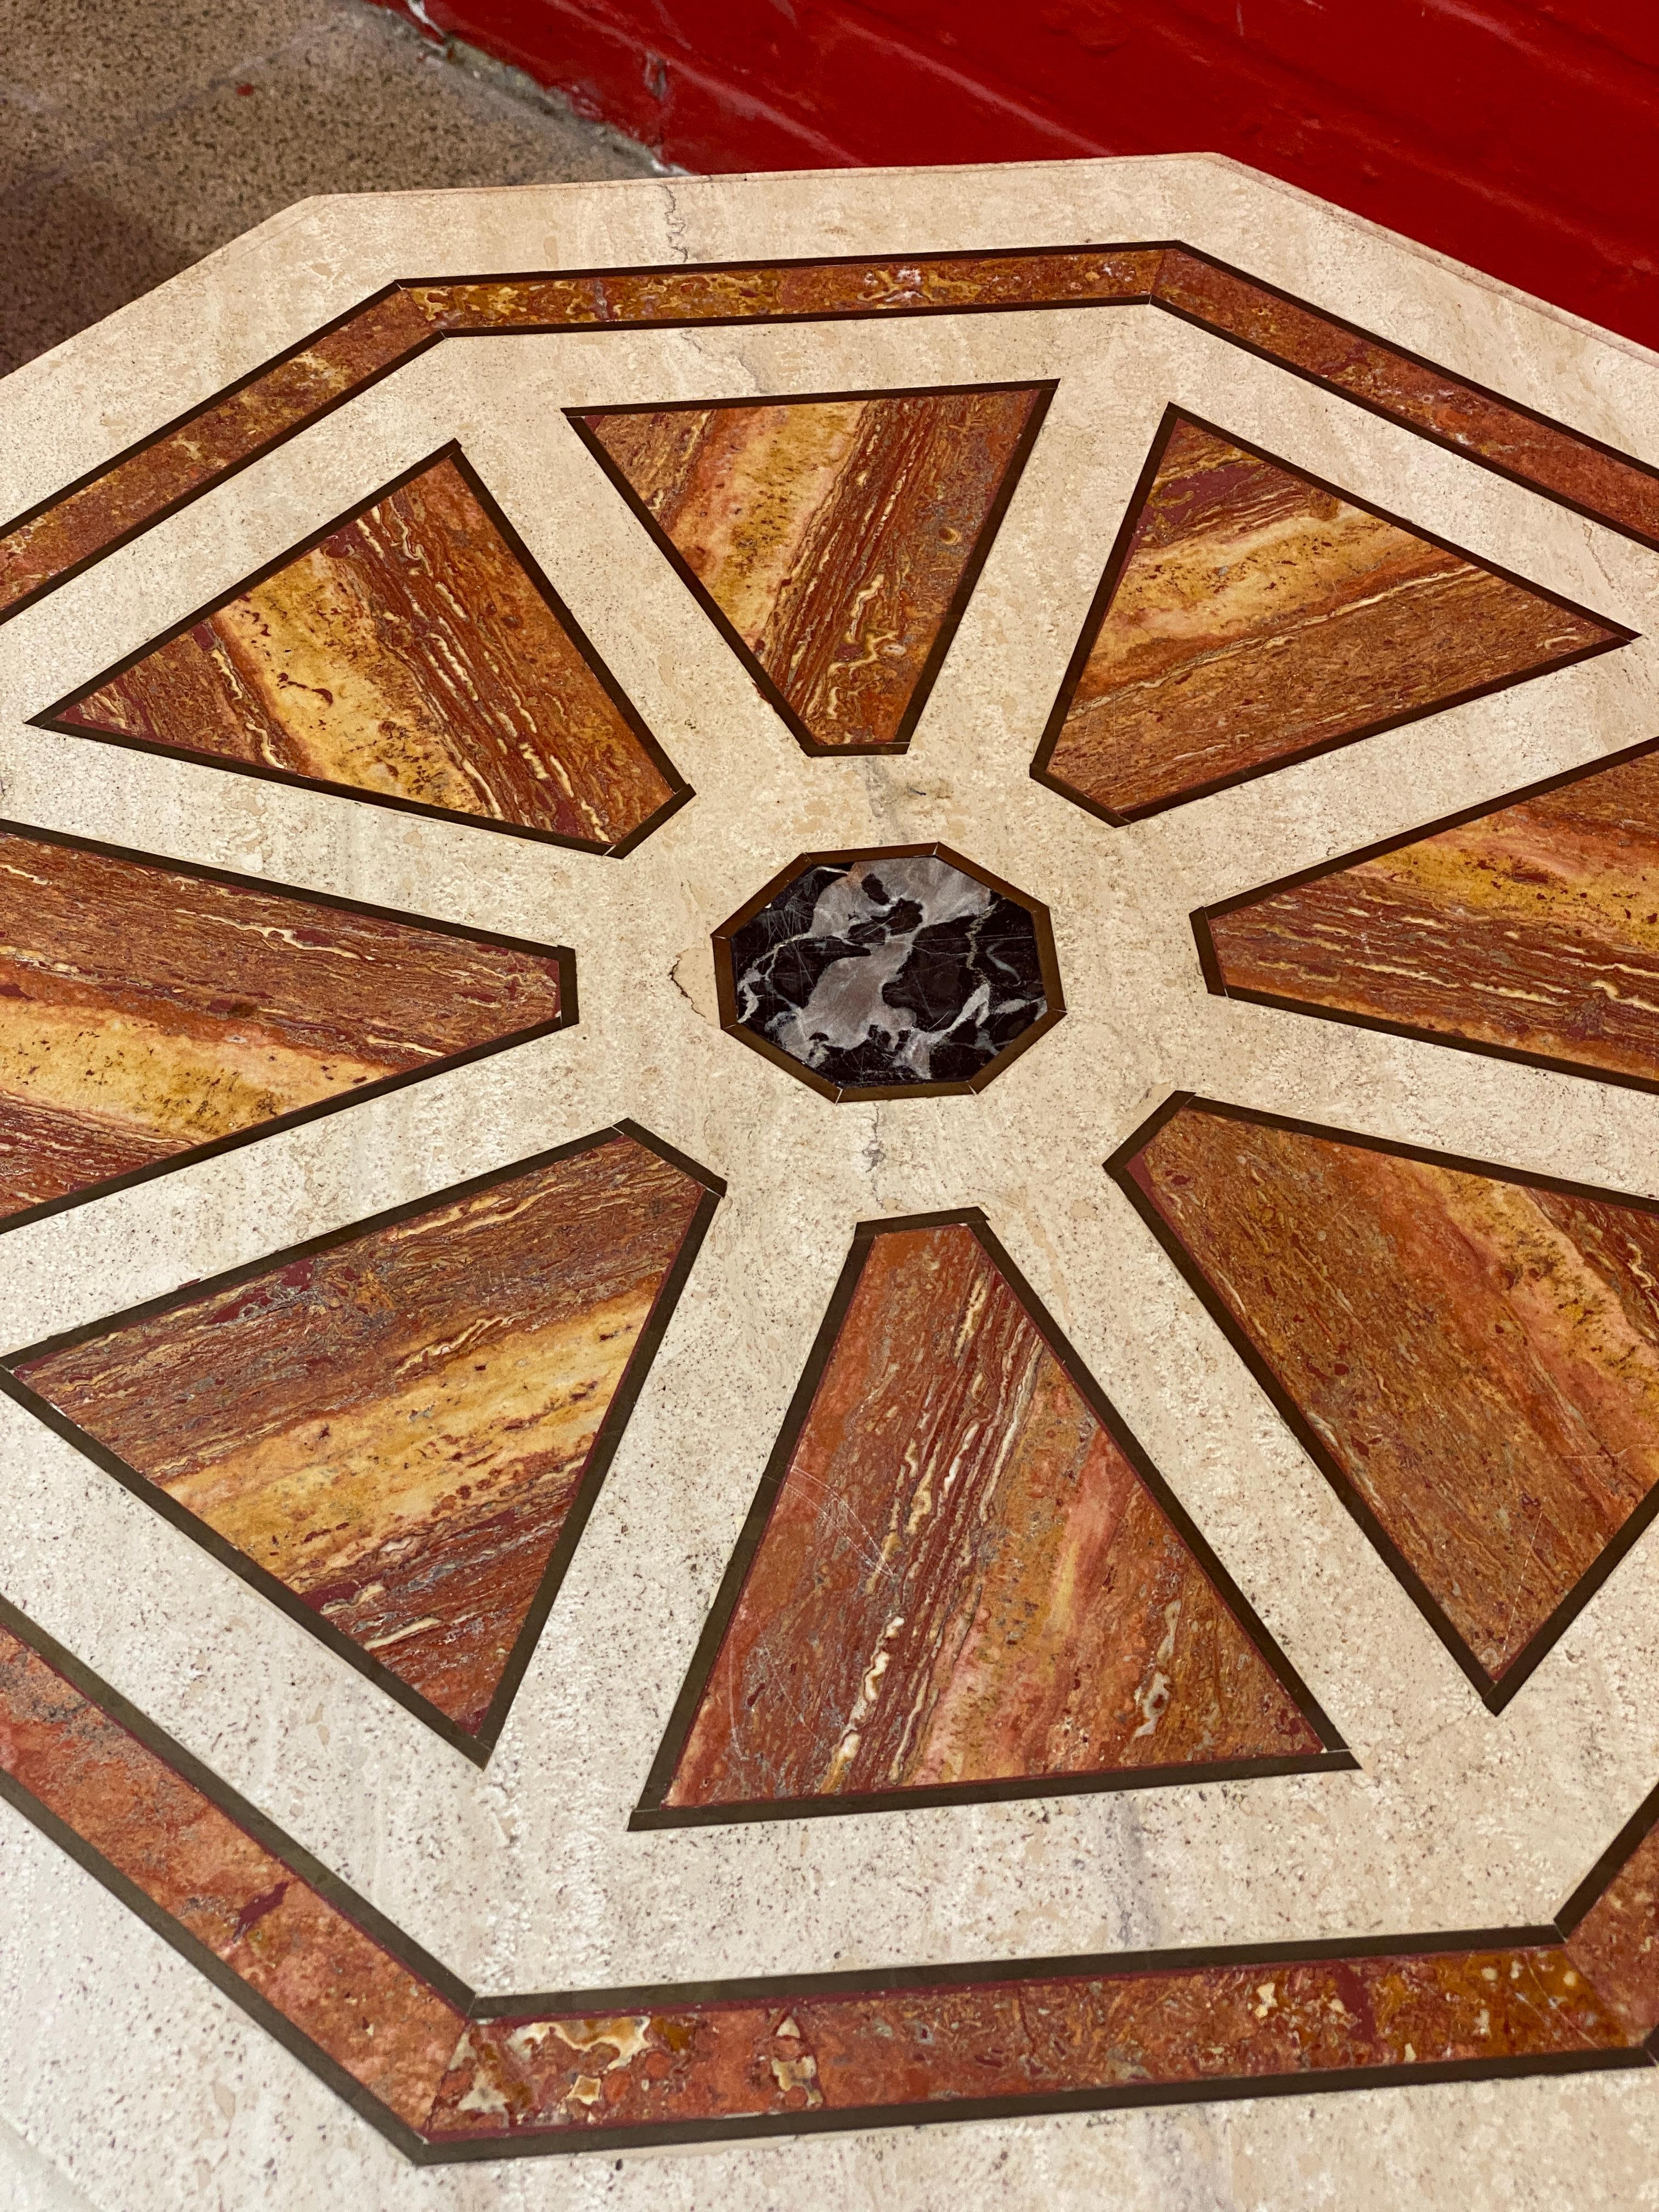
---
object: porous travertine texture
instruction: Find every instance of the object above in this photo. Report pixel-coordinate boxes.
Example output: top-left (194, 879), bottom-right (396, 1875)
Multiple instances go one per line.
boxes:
top-left (3, 151), bottom-right (1659, 2209)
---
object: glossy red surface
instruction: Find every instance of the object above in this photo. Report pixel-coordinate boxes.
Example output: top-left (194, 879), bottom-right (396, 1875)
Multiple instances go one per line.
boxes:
top-left (367, 0), bottom-right (1659, 352)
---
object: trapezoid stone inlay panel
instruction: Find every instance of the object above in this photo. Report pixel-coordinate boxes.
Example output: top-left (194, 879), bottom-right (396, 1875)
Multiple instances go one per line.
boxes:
top-left (41, 447), bottom-right (689, 854)
top-left (2, 1127), bottom-right (721, 1760)
top-left (570, 382), bottom-right (1053, 753)
top-left (1032, 410), bottom-right (1632, 822)
top-left (636, 1214), bottom-right (1347, 1826)
top-left (1112, 1097), bottom-right (1659, 1710)
top-left (1197, 737), bottom-right (1659, 1093)
top-left (0, 821), bottom-right (572, 1232)
top-left (428, 1943), bottom-right (1626, 2141)
top-left (712, 844), bottom-right (1063, 1102)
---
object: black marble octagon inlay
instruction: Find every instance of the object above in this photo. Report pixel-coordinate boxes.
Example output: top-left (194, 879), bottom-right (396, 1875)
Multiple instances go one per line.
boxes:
top-left (712, 844), bottom-right (1064, 1102)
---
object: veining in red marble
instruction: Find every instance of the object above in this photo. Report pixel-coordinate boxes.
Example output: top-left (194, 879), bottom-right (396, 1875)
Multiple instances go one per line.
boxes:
top-left (51, 450), bottom-right (680, 847)
top-left (1120, 1100), bottom-right (1659, 1697)
top-left (576, 384), bottom-right (1048, 752)
top-left (7, 245), bottom-right (1658, 639)
top-left (1039, 413), bottom-right (1625, 819)
top-left (1566, 1816), bottom-right (1659, 2041)
top-left (660, 1221), bottom-right (1328, 1814)
top-left (427, 1944), bottom-right (1627, 2141)
top-left (0, 1623), bottom-right (463, 2128)
top-left (0, 1601), bottom-right (1655, 2158)
top-left (12, 1134), bottom-right (707, 1743)
top-left (0, 827), bottom-right (567, 1224)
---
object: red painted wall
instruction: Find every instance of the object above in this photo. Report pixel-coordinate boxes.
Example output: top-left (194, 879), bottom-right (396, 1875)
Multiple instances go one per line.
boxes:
top-left (380, 0), bottom-right (1659, 353)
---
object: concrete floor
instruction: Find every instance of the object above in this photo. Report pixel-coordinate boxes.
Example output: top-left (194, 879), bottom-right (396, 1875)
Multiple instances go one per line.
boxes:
top-left (0, 0), bottom-right (658, 377)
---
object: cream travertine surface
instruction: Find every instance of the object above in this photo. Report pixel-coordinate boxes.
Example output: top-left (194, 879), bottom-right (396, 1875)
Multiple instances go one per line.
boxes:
top-left (3, 153), bottom-right (1659, 2210)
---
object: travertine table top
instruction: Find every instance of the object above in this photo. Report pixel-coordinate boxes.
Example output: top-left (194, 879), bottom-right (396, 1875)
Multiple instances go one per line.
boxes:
top-left (3, 152), bottom-right (1659, 2210)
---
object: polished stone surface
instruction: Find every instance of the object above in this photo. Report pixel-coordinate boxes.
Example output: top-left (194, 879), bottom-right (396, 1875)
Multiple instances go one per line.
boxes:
top-left (1201, 739), bottom-right (1659, 1091)
top-left (4, 149), bottom-right (1659, 2212)
top-left (723, 851), bottom-right (1050, 1095)
top-left (651, 1217), bottom-right (1338, 1820)
top-left (52, 449), bottom-right (683, 849)
top-left (1036, 412), bottom-right (1628, 820)
top-left (1118, 1098), bottom-right (1659, 1702)
top-left (10, 1130), bottom-right (710, 1751)
top-left (576, 385), bottom-right (1048, 752)
top-left (0, 822), bottom-right (566, 1224)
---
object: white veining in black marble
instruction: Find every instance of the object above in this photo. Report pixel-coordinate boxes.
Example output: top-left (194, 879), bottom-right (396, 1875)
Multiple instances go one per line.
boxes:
top-left (726, 854), bottom-right (1047, 1090)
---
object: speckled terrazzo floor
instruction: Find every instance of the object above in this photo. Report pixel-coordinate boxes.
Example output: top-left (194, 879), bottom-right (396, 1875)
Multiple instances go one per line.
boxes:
top-left (0, 0), bottom-right (653, 377)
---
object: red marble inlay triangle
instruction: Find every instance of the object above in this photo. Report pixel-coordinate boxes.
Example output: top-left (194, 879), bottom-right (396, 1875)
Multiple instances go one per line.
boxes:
top-left (46, 449), bottom-right (684, 851)
top-left (647, 1218), bottom-right (1336, 1819)
top-left (1036, 411), bottom-right (1629, 820)
top-left (1200, 740), bottom-right (1659, 1092)
top-left (1118, 1099), bottom-right (1659, 1705)
top-left (0, 824), bottom-right (568, 1227)
top-left (573, 382), bottom-right (1051, 753)
top-left (10, 1131), bottom-right (713, 1754)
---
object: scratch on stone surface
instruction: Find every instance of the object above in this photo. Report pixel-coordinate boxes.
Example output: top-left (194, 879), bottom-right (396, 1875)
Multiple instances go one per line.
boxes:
top-left (670, 947), bottom-right (718, 1023)
top-left (659, 179), bottom-right (689, 264)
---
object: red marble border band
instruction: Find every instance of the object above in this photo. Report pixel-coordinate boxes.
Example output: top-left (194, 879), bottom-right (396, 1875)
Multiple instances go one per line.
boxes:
top-left (2, 1577), bottom-right (1656, 2162)
top-left (5, 244), bottom-right (1657, 634)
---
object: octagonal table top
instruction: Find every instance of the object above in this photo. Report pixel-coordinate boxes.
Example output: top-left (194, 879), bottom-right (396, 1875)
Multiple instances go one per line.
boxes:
top-left (3, 151), bottom-right (1659, 2212)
